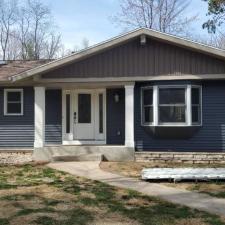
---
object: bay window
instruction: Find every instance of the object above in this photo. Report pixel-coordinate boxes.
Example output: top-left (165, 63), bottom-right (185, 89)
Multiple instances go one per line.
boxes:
top-left (142, 85), bottom-right (202, 126)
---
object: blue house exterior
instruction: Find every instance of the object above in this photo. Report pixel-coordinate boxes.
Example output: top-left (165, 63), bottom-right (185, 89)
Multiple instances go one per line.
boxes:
top-left (1, 28), bottom-right (225, 161)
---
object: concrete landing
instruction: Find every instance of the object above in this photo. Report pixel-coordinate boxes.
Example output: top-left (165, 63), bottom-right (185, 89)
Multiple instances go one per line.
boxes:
top-left (48, 161), bottom-right (225, 217)
top-left (33, 145), bottom-right (134, 162)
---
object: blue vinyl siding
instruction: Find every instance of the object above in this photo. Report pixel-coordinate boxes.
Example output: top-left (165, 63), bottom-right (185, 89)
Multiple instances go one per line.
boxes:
top-left (106, 88), bottom-right (125, 145)
top-left (0, 87), bottom-right (34, 147)
top-left (45, 89), bottom-right (62, 144)
top-left (134, 81), bottom-right (225, 152)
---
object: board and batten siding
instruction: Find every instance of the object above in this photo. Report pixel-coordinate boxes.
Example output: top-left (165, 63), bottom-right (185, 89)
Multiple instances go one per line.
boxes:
top-left (106, 88), bottom-right (125, 145)
top-left (41, 37), bottom-right (225, 79)
top-left (135, 81), bottom-right (225, 152)
top-left (0, 87), bottom-right (34, 147)
top-left (45, 89), bottom-right (62, 145)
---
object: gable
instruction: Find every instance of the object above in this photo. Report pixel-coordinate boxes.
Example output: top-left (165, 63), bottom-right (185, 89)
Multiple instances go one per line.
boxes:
top-left (41, 37), bottom-right (225, 80)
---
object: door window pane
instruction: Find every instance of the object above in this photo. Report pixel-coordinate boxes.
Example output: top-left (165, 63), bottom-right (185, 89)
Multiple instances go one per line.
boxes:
top-left (78, 94), bottom-right (91, 123)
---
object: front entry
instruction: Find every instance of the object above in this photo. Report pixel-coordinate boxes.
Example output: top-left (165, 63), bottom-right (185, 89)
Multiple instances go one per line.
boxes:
top-left (73, 91), bottom-right (94, 140)
top-left (62, 89), bottom-right (106, 145)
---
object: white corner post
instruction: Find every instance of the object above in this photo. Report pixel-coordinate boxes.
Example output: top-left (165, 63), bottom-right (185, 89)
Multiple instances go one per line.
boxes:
top-left (125, 84), bottom-right (135, 148)
top-left (34, 87), bottom-right (45, 148)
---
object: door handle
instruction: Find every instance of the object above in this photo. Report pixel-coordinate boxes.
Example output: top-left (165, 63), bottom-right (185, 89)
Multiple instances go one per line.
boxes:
top-left (74, 112), bottom-right (77, 123)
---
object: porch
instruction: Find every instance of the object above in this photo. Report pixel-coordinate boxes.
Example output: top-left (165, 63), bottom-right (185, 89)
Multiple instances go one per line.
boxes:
top-left (33, 84), bottom-right (135, 162)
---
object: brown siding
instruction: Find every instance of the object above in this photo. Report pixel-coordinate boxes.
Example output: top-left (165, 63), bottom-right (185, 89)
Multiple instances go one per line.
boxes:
top-left (42, 37), bottom-right (225, 79)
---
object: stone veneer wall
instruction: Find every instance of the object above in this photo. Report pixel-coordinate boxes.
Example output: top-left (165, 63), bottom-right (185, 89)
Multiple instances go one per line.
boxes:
top-left (0, 151), bottom-right (32, 164)
top-left (135, 152), bottom-right (225, 164)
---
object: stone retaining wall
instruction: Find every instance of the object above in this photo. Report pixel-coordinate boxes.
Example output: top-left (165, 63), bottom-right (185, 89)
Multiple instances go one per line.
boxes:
top-left (135, 152), bottom-right (225, 164)
top-left (0, 151), bottom-right (33, 165)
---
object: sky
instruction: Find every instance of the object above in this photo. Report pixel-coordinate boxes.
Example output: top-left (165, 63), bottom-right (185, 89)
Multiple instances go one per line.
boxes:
top-left (43, 0), bottom-right (211, 49)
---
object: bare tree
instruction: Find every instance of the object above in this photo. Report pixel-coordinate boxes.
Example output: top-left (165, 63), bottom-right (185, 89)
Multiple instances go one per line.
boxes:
top-left (81, 38), bottom-right (89, 49)
top-left (44, 32), bottom-right (62, 59)
top-left (10, 0), bottom-right (62, 60)
top-left (26, 0), bottom-right (51, 59)
top-left (206, 32), bottom-right (225, 49)
top-left (6, 30), bottom-right (20, 60)
top-left (113, 0), bottom-right (197, 35)
top-left (0, 0), bottom-right (18, 60)
top-left (16, 5), bottom-right (31, 59)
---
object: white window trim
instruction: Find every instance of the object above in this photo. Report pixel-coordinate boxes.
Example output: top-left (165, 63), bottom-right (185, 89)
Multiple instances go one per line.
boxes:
top-left (141, 85), bottom-right (202, 127)
top-left (141, 86), bottom-right (154, 126)
top-left (191, 85), bottom-right (203, 126)
top-left (4, 89), bottom-right (24, 116)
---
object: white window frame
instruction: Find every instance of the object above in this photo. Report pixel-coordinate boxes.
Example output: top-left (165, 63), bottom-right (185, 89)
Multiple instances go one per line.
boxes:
top-left (141, 85), bottom-right (202, 127)
top-left (4, 89), bottom-right (24, 116)
top-left (141, 86), bottom-right (154, 125)
top-left (191, 85), bottom-right (203, 126)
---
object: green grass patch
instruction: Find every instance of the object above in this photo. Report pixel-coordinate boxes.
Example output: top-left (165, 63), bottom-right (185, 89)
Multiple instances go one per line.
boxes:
top-left (0, 218), bottom-right (10, 225)
top-left (33, 216), bottom-right (59, 225)
top-left (16, 207), bottom-right (56, 216)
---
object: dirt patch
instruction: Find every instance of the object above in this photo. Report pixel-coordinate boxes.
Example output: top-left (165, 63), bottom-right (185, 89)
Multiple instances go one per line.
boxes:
top-left (0, 201), bottom-right (20, 218)
top-left (174, 218), bottom-right (209, 225)
top-left (80, 191), bottom-right (96, 199)
top-left (126, 197), bottom-right (156, 208)
top-left (92, 212), bottom-right (140, 225)
top-left (10, 212), bottom-right (63, 225)
top-left (165, 182), bottom-right (225, 194)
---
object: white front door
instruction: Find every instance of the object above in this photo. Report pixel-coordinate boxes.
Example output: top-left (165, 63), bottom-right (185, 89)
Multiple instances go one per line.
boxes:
top-left (63, 89), bottom-right (106, 144)
top-left (73, 91), bottom-right (95, 140)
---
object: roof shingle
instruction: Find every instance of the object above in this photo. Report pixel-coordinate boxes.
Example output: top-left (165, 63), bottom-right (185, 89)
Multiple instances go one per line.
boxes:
top-left (0, 60), bottom-right (50, 82)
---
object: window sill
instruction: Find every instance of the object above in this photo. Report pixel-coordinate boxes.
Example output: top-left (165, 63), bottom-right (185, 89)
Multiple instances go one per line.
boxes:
top-left (4, 113), bottom-right (23, 116)
top-left (142, 125), bottom-right (201, 139)
top-left (142, 124), bottom-right (202, 127)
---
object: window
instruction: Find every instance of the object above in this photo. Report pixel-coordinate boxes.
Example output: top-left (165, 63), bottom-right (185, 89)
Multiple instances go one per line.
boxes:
top-left (191, 87), bottom-right (201, 124)
top-left (78, 94), bottom-right (91, 123)
top-left (141, 85), bottom-right (202, 126)
top-left (142, 88), bottom-right (153, 124)
top-left (4, 89), bottom-right (23, 116)
top-left (159, 88), bottom-right (186, 124)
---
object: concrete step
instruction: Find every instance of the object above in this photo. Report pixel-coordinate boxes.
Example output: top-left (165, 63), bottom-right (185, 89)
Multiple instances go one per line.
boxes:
top-left (52, 153), bottom-right (103, 162)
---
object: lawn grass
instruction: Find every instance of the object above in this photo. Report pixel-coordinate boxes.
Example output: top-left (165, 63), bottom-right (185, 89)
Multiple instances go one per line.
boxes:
top-left (100, 162), bottom-right (225, 200)
top-left (0, 164), bottom-right (225, 225)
